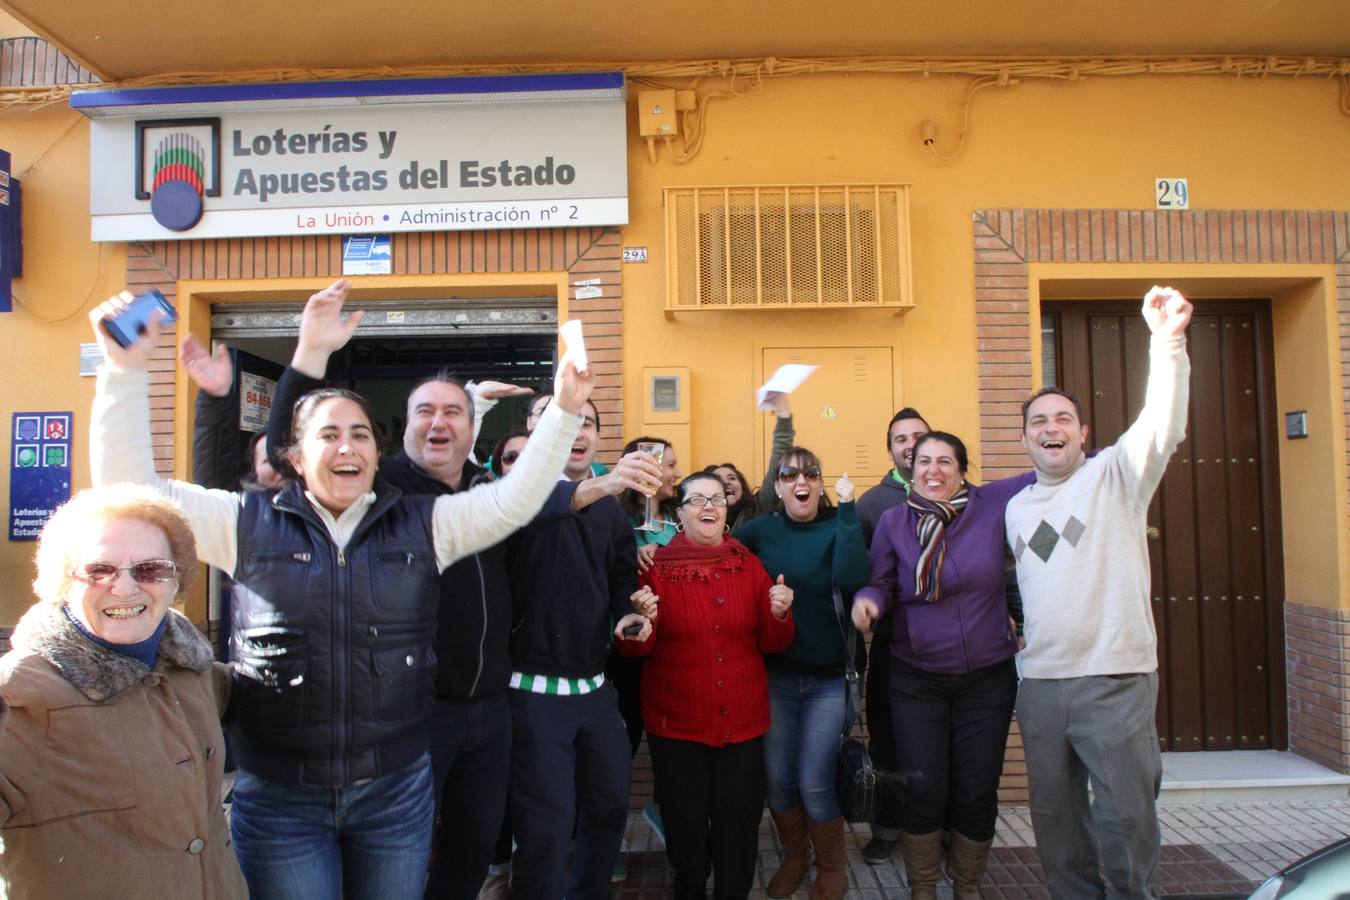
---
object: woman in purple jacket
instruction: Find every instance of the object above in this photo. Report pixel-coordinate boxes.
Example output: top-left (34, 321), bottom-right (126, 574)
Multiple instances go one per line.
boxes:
top-left (852, 432), bottom-right (1032, 900)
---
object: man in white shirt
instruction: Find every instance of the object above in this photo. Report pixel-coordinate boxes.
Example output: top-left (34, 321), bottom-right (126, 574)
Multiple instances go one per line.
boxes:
top-left (1005, 286), bottom-right (1192, 900)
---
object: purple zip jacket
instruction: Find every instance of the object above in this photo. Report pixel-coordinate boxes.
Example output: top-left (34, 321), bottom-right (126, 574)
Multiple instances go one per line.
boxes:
top-left (855, 471), bottom-right (1035, 674)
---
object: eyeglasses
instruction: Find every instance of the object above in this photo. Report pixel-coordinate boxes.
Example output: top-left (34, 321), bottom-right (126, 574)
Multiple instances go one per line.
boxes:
top-left (682, 494), bottom-right (728, 508)
top-left (71, 559), bottom-right (178, 586)
top-left (500, 450), bottom-right (521, 465)
top-left (777, 465), bottom-right (822, 482)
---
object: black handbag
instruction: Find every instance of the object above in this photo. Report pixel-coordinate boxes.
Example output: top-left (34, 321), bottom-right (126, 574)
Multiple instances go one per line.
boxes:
top-left (832, 585), bottom-right (885, 823)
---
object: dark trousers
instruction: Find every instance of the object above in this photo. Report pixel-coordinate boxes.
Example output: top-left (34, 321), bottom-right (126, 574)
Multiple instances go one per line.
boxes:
top-left (424, 693), bottom-right (512, 900)
top-left (889, 657), bottom-right (1017, 840)
top-left (605, 652), bottom-right (646, 757)
top-left (865, 626), bottom-right (902, 839)
top-left (508, 685), bottom-right (632, 900)
top-left (648, 734), bottom-right (766, 900)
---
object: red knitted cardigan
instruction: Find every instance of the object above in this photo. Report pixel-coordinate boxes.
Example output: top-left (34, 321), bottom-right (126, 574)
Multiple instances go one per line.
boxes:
top-left (618, 533), bottom-right (795, 746)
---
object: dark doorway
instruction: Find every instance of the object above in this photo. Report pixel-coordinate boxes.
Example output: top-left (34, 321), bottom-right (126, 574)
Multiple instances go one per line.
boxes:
top-left (222, 332), bottom-right (556, 462)
top-left (1043, 300), bottom-right (1287, 752)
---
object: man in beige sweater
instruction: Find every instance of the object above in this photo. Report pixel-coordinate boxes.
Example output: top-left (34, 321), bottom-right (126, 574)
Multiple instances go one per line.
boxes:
top-left (1005, 286), bottom-right (1193, 900)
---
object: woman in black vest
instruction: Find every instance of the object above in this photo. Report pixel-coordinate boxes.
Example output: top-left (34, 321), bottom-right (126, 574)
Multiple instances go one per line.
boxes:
top-left (87, 280), bottom-right (591, 900)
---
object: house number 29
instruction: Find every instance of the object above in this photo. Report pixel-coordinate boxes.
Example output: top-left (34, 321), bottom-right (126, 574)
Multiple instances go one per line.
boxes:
top-left (1155, 178), bottom-right (1190, 210)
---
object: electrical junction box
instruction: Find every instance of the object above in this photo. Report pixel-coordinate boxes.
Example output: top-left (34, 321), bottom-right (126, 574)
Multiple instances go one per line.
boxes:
top-left (638, 90), bottom-right (678, 137)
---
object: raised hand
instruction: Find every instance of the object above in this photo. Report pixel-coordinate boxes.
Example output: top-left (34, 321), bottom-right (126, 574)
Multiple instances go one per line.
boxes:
top-left (475, 380), bottom-right (535, 401)
top-left (852, 597), bottom-right (880, 634)
top-left (551, 356), bottom-right (595, 417)
top-left (293, 279), bottom-right (360, 376)
top-left (835, 472), bottom-right (856, 503)
top-left (763, 390), bottom-right (792, 419)
top-left (1141, 285), bottom-right (1193, 339)
top-left (614, 613), bottom-right (653, 643)
top-left (630, 586), bottom-right (660, 619)
top-left (88, 291), bottom-right (162, 371)
top-left (769, 574), bottom-right (794, 619)
top-left (179, 334), bottom-right (233, 397)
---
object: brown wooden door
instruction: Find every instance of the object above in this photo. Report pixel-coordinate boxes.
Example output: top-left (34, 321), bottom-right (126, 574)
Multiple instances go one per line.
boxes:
top-left (1044, 300), bottom-right (1286, 751)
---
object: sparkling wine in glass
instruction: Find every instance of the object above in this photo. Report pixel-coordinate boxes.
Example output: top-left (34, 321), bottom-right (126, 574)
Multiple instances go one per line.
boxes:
top-left (636, 441), bottom-right (666, 532)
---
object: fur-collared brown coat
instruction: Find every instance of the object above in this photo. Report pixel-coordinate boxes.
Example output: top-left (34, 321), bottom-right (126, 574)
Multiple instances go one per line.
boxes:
top-left (0, 602), bottom-right (246, 900)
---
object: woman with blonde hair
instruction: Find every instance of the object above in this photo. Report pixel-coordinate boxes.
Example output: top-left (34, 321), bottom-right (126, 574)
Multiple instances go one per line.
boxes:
top-left (0, 484), bottom-right (246, 899)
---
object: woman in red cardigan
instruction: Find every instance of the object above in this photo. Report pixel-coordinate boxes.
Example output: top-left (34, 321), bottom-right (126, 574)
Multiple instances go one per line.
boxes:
top-left (615, 472), bottom-right (796, 900)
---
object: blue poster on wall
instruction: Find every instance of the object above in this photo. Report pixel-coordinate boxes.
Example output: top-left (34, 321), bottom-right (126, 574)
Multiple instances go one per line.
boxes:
top-left (10, 411), bottom-right (72, 541)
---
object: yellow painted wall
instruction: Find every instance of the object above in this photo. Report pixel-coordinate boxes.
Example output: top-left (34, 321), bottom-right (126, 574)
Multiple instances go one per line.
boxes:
top-left (1270, 276), bottom-right (1349, 607)
top-left (2, 65), bottom-right (1349, 624)
top-left (619, 73), bottom-right (1350, 478)
top-left (0, 102), bottom-right (125, 624)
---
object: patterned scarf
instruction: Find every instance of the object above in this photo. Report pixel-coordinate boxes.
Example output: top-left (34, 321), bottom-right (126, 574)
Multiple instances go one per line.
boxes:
top-left (907, 488), bottom-right (969, 603)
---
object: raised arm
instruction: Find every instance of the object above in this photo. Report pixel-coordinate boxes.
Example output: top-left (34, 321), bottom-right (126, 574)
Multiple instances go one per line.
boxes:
top-left (184, 336), bottom-right (240, 490)
top-left (265, 364), bottom-right (325, 475)
top-left (88, 294), bottom-right (243, 573)
top-left (1117, 286), bottom-right (1193, 502)
top-left (430, 356), bottom-right (592, 568)
top-left (756, 392), bottom-right (795, 514)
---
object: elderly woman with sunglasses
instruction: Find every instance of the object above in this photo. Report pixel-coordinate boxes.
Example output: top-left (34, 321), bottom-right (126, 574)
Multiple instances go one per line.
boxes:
top-left (617, 473), bottom-right (795, 900)
top-left (731, 396), bottom-right (870, 900)
top-left (0, 484), bottom-right (247, 899)
top-left (86, 281), bottom-right (590, 900)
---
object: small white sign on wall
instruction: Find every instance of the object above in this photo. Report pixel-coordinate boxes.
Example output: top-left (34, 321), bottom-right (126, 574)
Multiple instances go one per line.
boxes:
top-left (1155, 178), bottom-right (1190, 210)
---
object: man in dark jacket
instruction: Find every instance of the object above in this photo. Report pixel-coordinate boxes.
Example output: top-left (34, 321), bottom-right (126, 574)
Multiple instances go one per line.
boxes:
top-left (855, 406), bottom-right (929, 864)
top-left (504, 396), bottom-right (639, 900)
top-left (267, 364), bottom-right (656, 900)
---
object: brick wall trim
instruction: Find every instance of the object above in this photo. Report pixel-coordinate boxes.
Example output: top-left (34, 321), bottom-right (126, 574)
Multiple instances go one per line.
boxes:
top-left (975, 207), bottom-right (1350, 788)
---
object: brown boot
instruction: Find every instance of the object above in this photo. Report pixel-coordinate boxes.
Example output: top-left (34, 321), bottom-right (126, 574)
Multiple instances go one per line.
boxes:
top-left (767, 805), bottom-right (811, 898)
top-left (900, 830), bottom-right (943, 900)
top-left (946, 830), bottom-right (993, 899)
top-left (806, 816), bottom-right (847, 900)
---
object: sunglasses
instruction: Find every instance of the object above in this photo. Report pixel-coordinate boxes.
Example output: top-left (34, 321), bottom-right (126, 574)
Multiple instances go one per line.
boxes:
top-left (777, 465), bottom-right (822, 482)
top-left (500, 450), bottom-right (521, 465)
top-left (681, 494), bottom-right (728, 508)
top-left (72, 559), bottom-right (178, 586)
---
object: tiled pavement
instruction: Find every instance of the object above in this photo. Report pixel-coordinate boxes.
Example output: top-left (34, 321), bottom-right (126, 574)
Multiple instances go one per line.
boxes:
top-left (609, 798), bottom-right (1350, 898)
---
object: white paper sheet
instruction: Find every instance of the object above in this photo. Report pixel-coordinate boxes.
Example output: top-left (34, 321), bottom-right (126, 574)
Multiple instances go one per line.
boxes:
top-left (560, 319), bottom-right (588, 373)
top-left (756, 364), bottom-right (818, 409)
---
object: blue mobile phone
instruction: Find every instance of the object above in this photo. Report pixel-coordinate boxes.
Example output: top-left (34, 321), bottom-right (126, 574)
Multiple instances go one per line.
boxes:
top-left (103, 288), bottom-right (177, 348)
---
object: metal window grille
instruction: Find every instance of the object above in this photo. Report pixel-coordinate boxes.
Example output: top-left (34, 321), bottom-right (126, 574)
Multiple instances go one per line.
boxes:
top-left (664, 184), bottom-right (912, 311)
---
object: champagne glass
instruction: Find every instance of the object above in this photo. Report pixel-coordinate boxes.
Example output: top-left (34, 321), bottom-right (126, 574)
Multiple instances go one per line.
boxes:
top-left (636, 441), bottom-right (666, 532)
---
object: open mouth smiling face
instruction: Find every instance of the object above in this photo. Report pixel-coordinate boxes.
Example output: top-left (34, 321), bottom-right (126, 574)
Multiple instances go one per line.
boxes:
top-left (1021, 392), bottom-right (1088, 477)
top-left (69, 518), bottom-right (178, 645)
top-left (292, 397), bottom-right (380, 515)
top-left (778, 457), bottom-right (824, 522)
top-left (678, 477), bottom-right (728, 545)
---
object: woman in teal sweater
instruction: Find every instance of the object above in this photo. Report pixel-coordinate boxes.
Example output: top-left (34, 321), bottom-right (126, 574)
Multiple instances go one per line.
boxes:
top-left (733, 430), bottom-right (869, 900)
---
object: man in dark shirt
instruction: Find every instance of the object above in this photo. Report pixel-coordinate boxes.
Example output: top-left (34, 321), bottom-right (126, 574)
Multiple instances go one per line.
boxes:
top-left (503, 395), bottom-right (639, 900)
top-left (855, 407), bottom-right (929, 864)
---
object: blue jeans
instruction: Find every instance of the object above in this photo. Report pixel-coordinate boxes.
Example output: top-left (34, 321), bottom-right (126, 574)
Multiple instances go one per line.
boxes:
top-left (231, 755), bottom-right (435, 900)
top-left (765, 669), bottom-right (847, 822)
